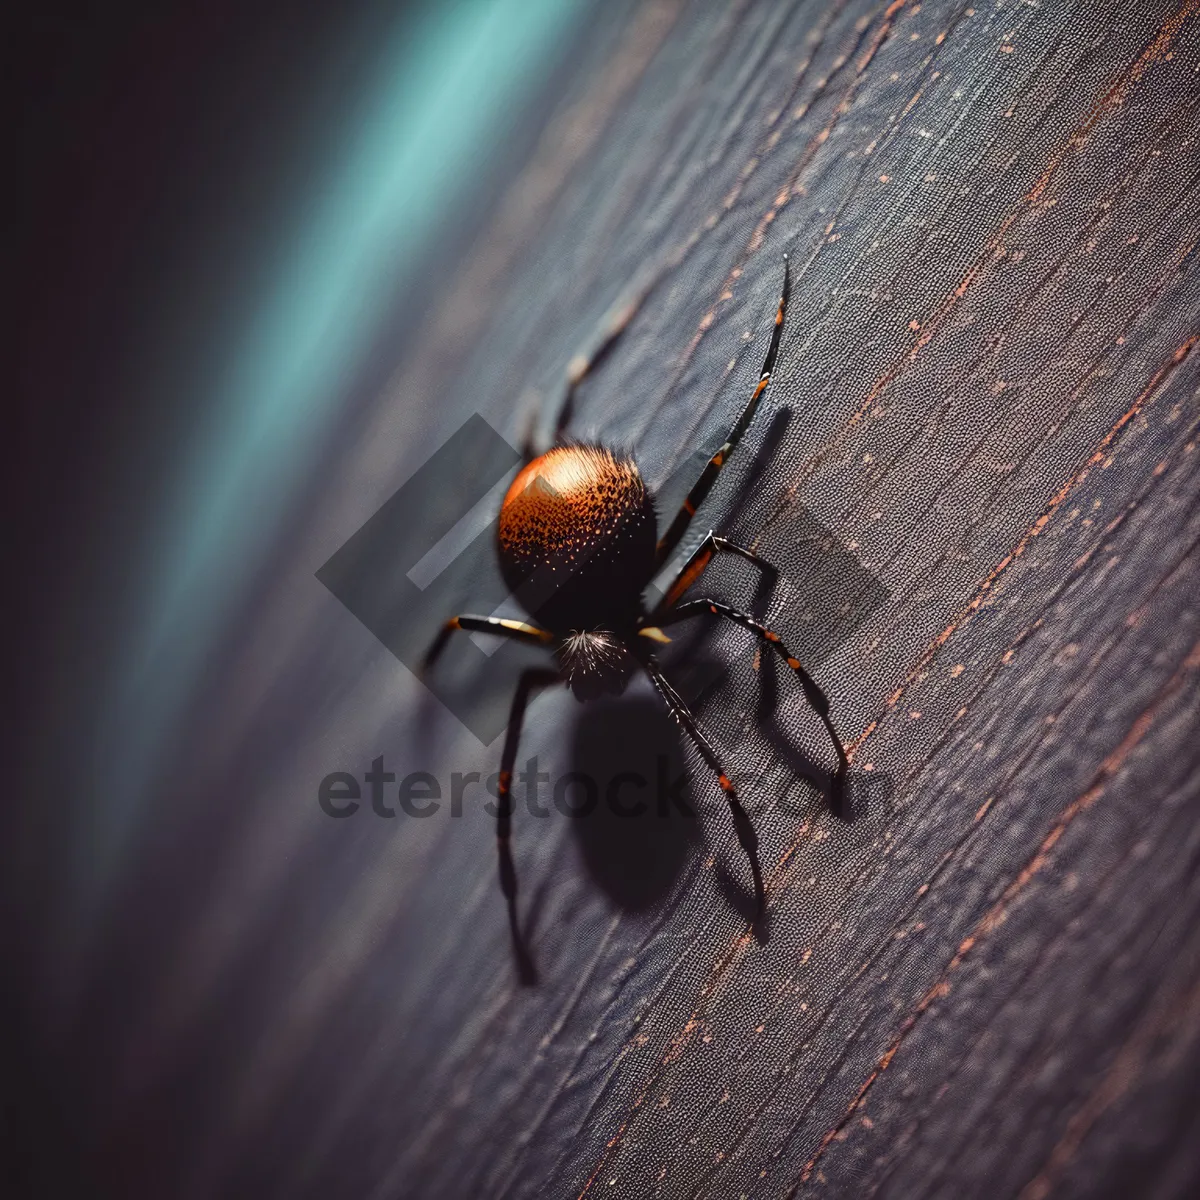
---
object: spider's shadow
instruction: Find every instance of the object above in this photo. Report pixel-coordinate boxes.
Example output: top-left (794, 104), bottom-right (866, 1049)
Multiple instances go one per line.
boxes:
top-left (566, 661), bottom-right (776, 942)
top-left (566, 695), bottom-right (703, 912)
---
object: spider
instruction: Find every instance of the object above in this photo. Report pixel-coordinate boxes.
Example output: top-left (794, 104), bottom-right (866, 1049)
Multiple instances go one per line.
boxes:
top-left (424, 256), bottom-right (847, 981)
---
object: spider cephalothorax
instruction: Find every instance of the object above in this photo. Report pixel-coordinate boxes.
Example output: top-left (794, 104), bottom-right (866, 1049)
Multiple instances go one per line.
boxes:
top-left (425, 256), bottom-right (849, 984)
top-left (555, 628), bottom-right (636, 700)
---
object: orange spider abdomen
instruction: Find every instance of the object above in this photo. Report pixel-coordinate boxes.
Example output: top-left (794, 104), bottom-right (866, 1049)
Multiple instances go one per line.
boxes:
top-left (497, 444), bottom-right (656, 632)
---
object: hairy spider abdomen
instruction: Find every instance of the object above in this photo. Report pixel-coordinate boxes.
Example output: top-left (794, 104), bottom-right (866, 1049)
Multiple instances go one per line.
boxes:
top-left (497, 444), bottom-right (656, 632)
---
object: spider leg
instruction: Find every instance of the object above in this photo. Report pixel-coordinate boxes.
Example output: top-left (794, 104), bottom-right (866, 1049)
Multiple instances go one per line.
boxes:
top-left (495, 667), bottom-right (561, 986)
top-left (653, 530), bottom-right (778, 617)
top-left (422, 614), bottom-right (553, 672)
top-left (641, 653), bottom-right (765, 920)
top-left (655, 254), bottom-right (790, 568)
top-left (520, 287), bottom-right (652, 459)
top-left (656, 598), bottom-right (847, 815)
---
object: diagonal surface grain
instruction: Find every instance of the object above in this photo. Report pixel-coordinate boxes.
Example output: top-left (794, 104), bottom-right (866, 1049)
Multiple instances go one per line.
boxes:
top-left (35, 3), bottom-right (1200, 1198)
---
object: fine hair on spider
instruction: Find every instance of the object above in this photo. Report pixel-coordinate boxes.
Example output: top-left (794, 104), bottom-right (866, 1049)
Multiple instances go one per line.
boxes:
top-left (424, 255), bottom-right (848, 984)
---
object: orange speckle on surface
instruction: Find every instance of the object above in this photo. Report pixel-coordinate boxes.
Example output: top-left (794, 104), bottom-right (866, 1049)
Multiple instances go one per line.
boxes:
top-left (787, 657), bottom-right (801, 669)
top-left (718, 775), bottom-right (734, 792)
top-left (765, 630), bottom-right (780, 642)
top-left (879, 174), bottom-right (891, 183)
top-left (909, 318), bottom-right (921, 331)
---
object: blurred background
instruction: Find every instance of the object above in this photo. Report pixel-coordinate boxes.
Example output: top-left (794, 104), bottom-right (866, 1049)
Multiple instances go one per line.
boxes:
top-left (11, 0), bottom-right (611, 1190)
top-left (10, 1), bottom-right (1200, 1197)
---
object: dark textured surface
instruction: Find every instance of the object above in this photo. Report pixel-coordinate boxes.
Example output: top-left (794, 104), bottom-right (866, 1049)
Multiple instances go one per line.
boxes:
top-left (19, 1), bottom-right (1200, 1197)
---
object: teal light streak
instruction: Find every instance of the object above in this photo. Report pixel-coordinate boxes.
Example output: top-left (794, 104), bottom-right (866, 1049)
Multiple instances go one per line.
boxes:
top-left (79, 0), bottom-right (588, 954)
